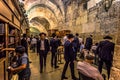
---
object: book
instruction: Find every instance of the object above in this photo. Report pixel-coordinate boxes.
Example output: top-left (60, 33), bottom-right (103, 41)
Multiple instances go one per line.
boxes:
top-left (0, 23), bottom-right (5, 34)
top-left (9, 37), bottom-right (15, 43)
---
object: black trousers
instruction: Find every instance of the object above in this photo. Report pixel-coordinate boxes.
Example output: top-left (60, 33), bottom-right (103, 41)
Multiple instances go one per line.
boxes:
top-left (79, 72), bottom-right (95, 80)
top-left (62, 60), bottom-right (75, 78)
top-left (51, 52), bottom-right (57, 67)
top-left (39, 50), bottom-right (47, 72)
top-left (18, 77), bottom-right (30, 80)
top-left (98, 58), bottom-right (112, 79)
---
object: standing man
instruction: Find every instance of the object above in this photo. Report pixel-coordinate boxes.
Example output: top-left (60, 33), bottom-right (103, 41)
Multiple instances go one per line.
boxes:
top-left (50, 33), bottom-right (59, 68)
top-left (31, 36), bottom-right (37, 52)
top-left (85, 35), bottom-right (93, 51)
top-left (73, 33), bottom-right (80, 60)
top-left (21, 34), bottom-right (28, 55)
top-left (62, 34), bottom-right (68, 45)
top-left (96, 36), bottom-right (115, 79)
top-left (61, 34), bottom-right (78, 80)
top-left (37, 33), bottom-right (50, 73)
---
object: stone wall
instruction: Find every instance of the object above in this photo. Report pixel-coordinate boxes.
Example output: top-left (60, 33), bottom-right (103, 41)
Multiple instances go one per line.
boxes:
top-left (65, 1), bottom-right (120, 79)
top-left (87, 1), bottom-right (120, 80)
top-left (64, 1), bottom-right (88, 34)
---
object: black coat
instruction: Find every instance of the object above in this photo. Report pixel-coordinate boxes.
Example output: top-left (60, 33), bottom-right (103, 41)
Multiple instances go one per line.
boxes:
top-left (64, 40), bottom-right (76, 61)
top-left (85, 37), bottom-right (93, 50)
top-left (21, 38), bottom-right (28, 54)
top-left (50, 38), bottom-right (59, 53)
top-left (73, 37), bottom-right (80, 52)
top-left (96, 40), bottom-right (115, 61)
top-left (37, 39), bottom-right (50, 54)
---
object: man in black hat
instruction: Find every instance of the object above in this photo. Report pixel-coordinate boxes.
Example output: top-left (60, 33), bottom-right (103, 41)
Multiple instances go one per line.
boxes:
top-left (37, 33), bottom-right (50, 73)
top-left (50, 33), bottom-right (59, 68)
top-left (73, 33), bottom-right (80, 60)
top-left (96, 36), bottom-right (115, 79)
top-left (61, 34), bottom-right (78, 80)
top-left (85, 35), bottom-right (93, 51)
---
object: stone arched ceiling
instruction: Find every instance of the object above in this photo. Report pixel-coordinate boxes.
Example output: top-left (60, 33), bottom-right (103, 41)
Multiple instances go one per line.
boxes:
top-left (19, 0), bottom-right (87, 32)
top-left (28, 6), bottom-right (58, 29)
top-left (30, 22), bottom-right (48, 34)
top-left (30, 27), bottom-right (40, 33)
top-left (19, 0), bottom-right (72, 32)
top-left (30, 17), bottom-right (50, 30)
top-left (24, 0), bottom-right (64, 22)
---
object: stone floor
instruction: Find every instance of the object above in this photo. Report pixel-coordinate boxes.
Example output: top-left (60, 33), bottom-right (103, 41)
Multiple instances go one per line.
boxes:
top-left (29, 50), bottom-right (79, 80)
top-left (29, 50), bottom-right (107, 80)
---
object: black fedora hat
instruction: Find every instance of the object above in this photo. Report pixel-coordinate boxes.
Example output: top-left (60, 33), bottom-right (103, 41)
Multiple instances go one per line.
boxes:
top-left (67, 34), bottom-right (74, 39)
top-left (103, 36), bottom-right (113, 40)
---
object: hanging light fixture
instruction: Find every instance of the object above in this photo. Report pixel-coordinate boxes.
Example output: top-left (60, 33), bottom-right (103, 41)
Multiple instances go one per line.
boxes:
top-left (104, 0), bottom-right (113, 12)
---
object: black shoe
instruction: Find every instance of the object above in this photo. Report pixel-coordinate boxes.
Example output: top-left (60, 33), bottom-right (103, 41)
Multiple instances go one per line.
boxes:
top-left (61, 76), bottom-right (68, 80)
top-left (51, 64), bottom-right (53, 67)
top-left (72, 77), bottom-right (78, 80)
top-left (44, 64), bottom-right (46, 67)
top-left (55, 66), bottom-right (59, 69)
top-left (40, 70), bottom-right (43, 73)
top-left (29, 61), bottom-right (32, 63)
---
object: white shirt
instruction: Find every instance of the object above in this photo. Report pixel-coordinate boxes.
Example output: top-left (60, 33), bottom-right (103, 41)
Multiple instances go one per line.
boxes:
top-left (79, 38), bottom-right (83, 44)
top-left (62, 36), bottom-right (68, 45)
top-left (31, 38), bottom-right (37, 44)
top-left (92, 45), bottom-right (97, 50)
top-left (27, 38), bottom-right (30, 42)
top-left (40, 40), bottom-right (45, 50)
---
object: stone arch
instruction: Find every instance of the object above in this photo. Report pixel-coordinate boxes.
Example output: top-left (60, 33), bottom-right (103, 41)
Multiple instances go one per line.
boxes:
top-left (25, 0), bottom-right (64, 22)
top-left (30, 23), bottom-right (48, 35)
top-left (30, 17), bottom-right (50, 30)
top-left (28, 7), bottom-right (58, 29)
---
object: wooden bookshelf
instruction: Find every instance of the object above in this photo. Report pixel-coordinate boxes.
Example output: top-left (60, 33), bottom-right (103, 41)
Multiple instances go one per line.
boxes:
top-left (0, 34), bottom-right (4, 36)
top-left (0, 58), bottom-right (6, 64)
top-left (8, 43), bottom-right (15, 46)
top-left (0, 60), bottom-right (5, 80)
top-left (8, 34), bottom-right (15, 37)
top-left (0, 21), bottom-right (20, 80)
top-left (0, 5), bottom-right (21, 80)
top-left (0, 0), bottom-right (29, 79)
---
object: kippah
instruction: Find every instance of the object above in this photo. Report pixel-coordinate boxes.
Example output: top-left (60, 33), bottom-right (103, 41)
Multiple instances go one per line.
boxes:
top-left (86, 55), bottom-right (94, 60)
top-left (15, 46), bottom-right (25, 54)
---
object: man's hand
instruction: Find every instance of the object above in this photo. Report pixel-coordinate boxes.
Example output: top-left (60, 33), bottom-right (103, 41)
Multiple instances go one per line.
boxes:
top-left (10, 67), bottom-right (15, 72)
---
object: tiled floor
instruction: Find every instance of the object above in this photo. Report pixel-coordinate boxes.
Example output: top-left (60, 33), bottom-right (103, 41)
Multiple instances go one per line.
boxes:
top-left (29, 50), bottom-right (107, 80)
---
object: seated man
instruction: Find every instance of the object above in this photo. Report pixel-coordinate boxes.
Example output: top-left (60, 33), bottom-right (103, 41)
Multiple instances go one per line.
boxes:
top-left (77, 55), bottom-right (104, 80)
top-left (80, 49), bottom-right (89, 60)
top-left (9, 46), bottom-right (31, 80)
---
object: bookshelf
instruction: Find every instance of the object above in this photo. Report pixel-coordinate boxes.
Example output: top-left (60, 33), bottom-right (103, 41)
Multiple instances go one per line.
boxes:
top-left (0, 22), bottom-right (6, 80)
top-left (0, 21), bottom-right (20, 80)
top-left (0, 0), bottom-right (29, 79)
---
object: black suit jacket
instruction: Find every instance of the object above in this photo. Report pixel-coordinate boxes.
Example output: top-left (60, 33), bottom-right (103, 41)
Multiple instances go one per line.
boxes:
top-left (85, 37), bottom-right (93, 50)
top-left (50, 38), bottom-right (59, 53)
top-left (21, 38), bottom-right (28, 54)
top-left (37, 39), bottom-right (50, 54)
top-left (96, 40), bottom-right (115, 61)
top-left (73, 37), bottom-right (80, 53)
top-left (64, 40), bottom-right (76, 61)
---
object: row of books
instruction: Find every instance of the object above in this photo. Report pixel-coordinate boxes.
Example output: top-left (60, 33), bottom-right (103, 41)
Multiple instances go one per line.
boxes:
top-left (0, 23), bottom-right (4, 34)
top-left (0, 23), bottom-right (16, 35)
